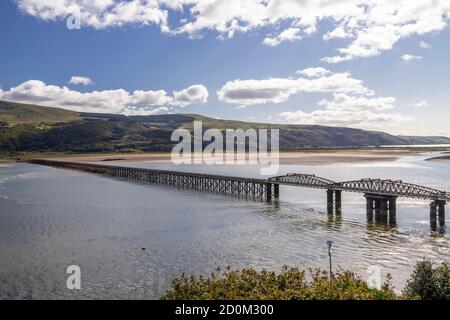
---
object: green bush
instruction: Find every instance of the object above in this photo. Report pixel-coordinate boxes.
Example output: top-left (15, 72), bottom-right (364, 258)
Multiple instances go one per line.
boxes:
top-left (161, 266), bottom-right (397, 300)
top-left (403, 261), bottom-right (450, 300)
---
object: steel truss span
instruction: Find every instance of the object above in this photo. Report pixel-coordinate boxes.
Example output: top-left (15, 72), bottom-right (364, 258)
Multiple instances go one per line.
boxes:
top-left (270, 174), bottom-right (449, 201)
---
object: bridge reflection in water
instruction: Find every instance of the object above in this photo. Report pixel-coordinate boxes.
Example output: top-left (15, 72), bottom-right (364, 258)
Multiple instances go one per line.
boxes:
top-left (30, 160), bottom-right (449, 230)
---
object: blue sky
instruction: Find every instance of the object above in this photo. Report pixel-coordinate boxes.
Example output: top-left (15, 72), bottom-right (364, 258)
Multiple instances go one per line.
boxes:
top-left (1, 0), bottom-right (450, 136)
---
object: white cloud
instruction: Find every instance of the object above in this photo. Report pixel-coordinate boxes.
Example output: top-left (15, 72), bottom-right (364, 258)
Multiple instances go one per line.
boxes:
top-left (296, 67), bottom-right (331, 78)
top-left (15, 0), bottom-right (450, 63)
top-left (280, 93), bottom-right (410, 129)
top-left (69, 76), bottom-right (93, 85)
top-left (263, 27), bottom-right (302, 47)
top-left (318, 94), bottom-right (396, 111)
top-left (218, 66), bottom-right (408, 130)
top-left (16, 0), bottom-right (169, 30)
top-left (172, 84), bottom-right (209, 107)
top-left (323, 26), bottom-right (354, 41)
top-left (279, 108), bottom-right (409, 129)
top-left (122, 106), bottom-right (169, 116)
top-left (129, 89), bottom-right (173, 106)
top-left (419, 41), bottom-right (432, 49)
top-left (217, 71), bottom-right (372, 106)
top-left (322, 25), bottom-right (402, 63)
top-left (0, 80), bottom-right (208, 114)
top-left (410, 100), bottom-right (430, 108)
top-left (401, 54), bottom-right (423, 62)
top-left (218, 78), bottom-right (300, 106)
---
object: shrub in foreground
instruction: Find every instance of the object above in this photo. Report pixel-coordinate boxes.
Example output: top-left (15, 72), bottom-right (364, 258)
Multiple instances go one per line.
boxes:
top-left (403, 260), bottom-right (450, 300)
top-left (161, 266), bottom-right (397, 300)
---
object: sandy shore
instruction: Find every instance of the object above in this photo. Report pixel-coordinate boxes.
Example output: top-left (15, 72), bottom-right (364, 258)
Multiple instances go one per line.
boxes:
top-left (36, 149), bottom-right (421, 166)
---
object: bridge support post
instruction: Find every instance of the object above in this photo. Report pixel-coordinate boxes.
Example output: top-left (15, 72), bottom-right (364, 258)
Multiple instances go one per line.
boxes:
top-left (429, 200), bottom-right (446, 228)
top-left (274, 184), bottom-right (280, 198)
top-left (335, 190), bottom-right (342, 215)
top-left (378, 199), bottom-right (388, 222)
top-left (366, 197), bottom-right (374, 221)
top-left (327, 189), bottom-right (342, 215)
top-left (388, 197), bottom-right (397, 215)
top-left (388, 196), bottom-right (397, 225)
top-left (266, 183), bottom-right (272, 202)
top-left (374, 199), bottom-right (381, 216)
top-left (327, 189), bottom-right (334, 214)
top-left (437, 200), bottom-right (446, 227)
top-left (430, 201), bottom-right (438, 229)
top-left (365, 194), bottom-right (397, 225)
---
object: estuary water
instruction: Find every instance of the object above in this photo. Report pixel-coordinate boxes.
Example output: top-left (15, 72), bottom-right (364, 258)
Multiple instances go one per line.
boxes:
top-left (0, 152), bottom-right (449, 299)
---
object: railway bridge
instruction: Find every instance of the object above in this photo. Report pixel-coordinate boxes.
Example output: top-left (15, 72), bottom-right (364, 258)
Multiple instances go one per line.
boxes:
top-left (30, 160), bottom-right (449, 228)
top-left (269, 174), bottom-right (449, 227)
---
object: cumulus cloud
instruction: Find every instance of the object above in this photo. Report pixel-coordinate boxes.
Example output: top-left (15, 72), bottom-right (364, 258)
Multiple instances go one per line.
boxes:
top-left (318, 94), bottom-right (396, 111)
top-left (16, 0), bottom-right (169, 30)
top-left (172, 84), bottom-right (209, 107)
top-left (69, 76), bottom-right (93, 85)
top-left (15, 0), bottom-right (450, 63)
top-left (296, 67), bottom-right (331, 78)
top-left (122, 106), bottom-right (169, 116)
top-left (401, 54), bottom-right (423, 62)
top-left (218, 66), bottom-right (408, 129)
top-left (129, 89), bottom-right (173, 106)
top-left (323, 26), bottom-right (353, 41)
top-left (0, 80), bottom-right (208, 114)
top-left (280, 94), bottom-right (409, 129)
top-left (217, 71), bottom-right (372, 106)
top-left (263, 28), bottom-right (302, 46)
top-left (279, 108), bottom-right (409, 129)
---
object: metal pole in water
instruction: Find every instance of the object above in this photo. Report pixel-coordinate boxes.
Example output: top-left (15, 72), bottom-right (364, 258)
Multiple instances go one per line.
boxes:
top-left (327, 240), bottom-right (333, 284)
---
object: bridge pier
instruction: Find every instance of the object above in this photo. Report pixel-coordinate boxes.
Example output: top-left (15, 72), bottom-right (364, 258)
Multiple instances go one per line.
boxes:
top-left (327, 189), bottom-right (342, 215)
top-left (388, 197), bottom-right (397, 225)
top-left (365, 194), bottom-right (397, 225)
top-left (430, 200), bottom-right (446, 228)
top-left (266, 183), bottom-right (272, 202)
top-left (366, 198), bottom-right (374, 221)
top-left (335, 190), bottom-right (342, 214)
top-left (273, 184), bottom-right (280, 198)
top-left (327, 190), bottom-right (333, 213)
top-left (430, 201), bottom-right (437, 229)
top-left (439, 201), bottom-right (446, 226)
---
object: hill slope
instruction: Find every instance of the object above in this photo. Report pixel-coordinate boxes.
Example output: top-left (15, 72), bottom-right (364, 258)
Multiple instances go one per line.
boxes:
top-left (1, 100), bottom-right (449, 153)
top-left (0, 101), bottom-right (80, 124)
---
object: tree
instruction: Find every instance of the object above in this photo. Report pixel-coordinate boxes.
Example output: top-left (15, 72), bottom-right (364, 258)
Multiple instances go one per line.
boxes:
top-left (403, 260), bottom-right (450, 300)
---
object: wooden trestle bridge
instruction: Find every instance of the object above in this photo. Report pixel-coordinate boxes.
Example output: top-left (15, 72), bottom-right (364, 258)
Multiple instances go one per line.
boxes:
top-left (30, 159), bottom-right (449, 228)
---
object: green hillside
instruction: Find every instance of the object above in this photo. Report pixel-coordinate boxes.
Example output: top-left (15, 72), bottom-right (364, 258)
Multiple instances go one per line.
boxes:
top-left (1, 100), bottom-right (449, 154)
top-left (0, 101), bottom-right (80, 125)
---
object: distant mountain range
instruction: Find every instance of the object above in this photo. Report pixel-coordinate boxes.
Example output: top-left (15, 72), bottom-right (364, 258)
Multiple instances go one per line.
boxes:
top-left (1, 100), bottom-right (449, 154)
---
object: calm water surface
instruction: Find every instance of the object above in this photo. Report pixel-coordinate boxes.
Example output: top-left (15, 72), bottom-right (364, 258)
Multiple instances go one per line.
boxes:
top-left (0, 152), bottom-right (449, 299)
